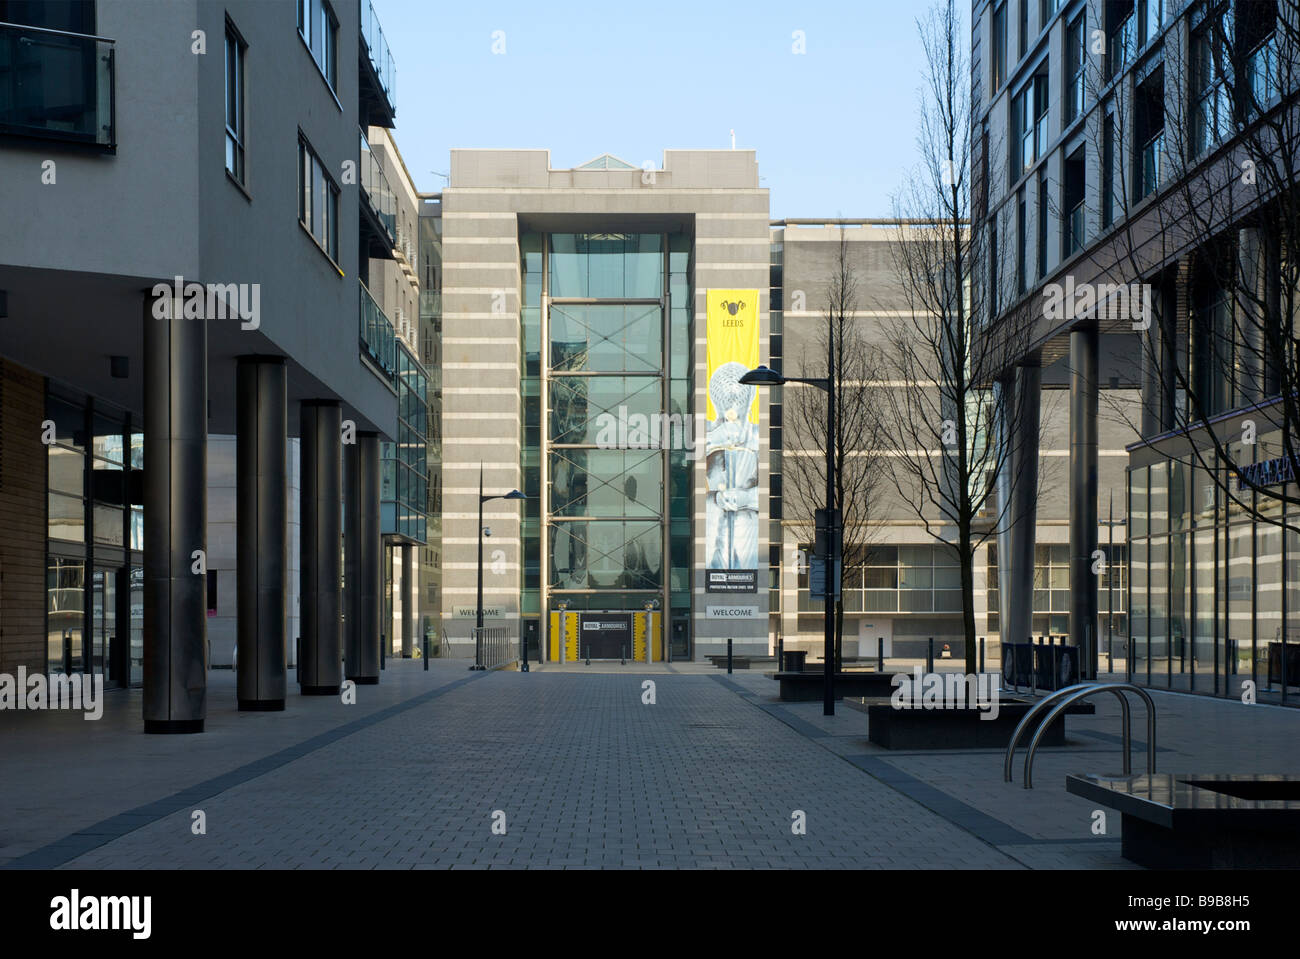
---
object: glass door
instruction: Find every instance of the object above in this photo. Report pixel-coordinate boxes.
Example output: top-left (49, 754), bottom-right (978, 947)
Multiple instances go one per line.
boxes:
top-left (91, 565), bottom-right (126, 688)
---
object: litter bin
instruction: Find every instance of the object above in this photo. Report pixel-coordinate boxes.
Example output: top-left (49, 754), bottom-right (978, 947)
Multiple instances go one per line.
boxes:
top-left (783, 650), bottom-right (807, 672)
top-left (1034, 642), bottom-right (1079, 691)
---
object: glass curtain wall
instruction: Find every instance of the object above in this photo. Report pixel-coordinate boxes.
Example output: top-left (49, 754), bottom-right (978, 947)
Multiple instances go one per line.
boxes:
top-left (520, 232), bottom-right (691, 656)
top-left (45, 389), bottom-right (142, 686)
top-left (1129, 436), bottom-right (1300, 704)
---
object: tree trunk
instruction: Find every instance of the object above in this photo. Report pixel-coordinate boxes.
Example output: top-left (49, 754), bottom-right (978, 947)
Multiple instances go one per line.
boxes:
top-left (960, 526), bottom-right (977, 675)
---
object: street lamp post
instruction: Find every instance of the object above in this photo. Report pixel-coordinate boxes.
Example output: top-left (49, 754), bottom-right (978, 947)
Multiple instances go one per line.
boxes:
top-left (473, 463), bottom-right (526, 671)
top-left (1099, 491), bottom-right (1127, 677)
top-left (741, 337), bottom-right (838, 717)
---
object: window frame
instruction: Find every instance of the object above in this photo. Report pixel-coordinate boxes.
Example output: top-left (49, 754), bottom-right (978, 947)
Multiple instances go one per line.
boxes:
top-left (224, 19), bottom-right (247, 187)
top-left (298, 0), bottom-right (339, 94)
top-left (992, 1), bottom-right (1008, 93)
top-left (297, 134), bottom-right (341, 267)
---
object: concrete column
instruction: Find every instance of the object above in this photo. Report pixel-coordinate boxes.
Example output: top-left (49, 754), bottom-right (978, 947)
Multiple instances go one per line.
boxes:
top-left (1002, 360), bottom-right (1041, 651)
top-left (299, 401), bottom-right (342, 694)
top-left (345, 432), bottom-right (381, 683)
top-left (1069, 327), bottom-right (1100, 678)
top-left (142, 288), bottom-right (207, 734)
top-left (401, 543), bottom-right (415, 657)
top-left (236, 357), bottom-right (287, 710)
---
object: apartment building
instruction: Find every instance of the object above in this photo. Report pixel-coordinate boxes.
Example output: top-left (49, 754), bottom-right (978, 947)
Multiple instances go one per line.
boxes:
top-left (972, 0), bottom-right (1299, 701)
top-left (0, 0), bottom-right (406, 730)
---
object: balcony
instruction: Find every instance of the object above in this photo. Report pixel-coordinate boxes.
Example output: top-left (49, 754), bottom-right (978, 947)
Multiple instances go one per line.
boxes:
top-left (358, 0), bottom-right (395, 127)
top-left (360, 281), bottom-right (397, 382)
top-left (359, 128), bottom-right (395, 257)
top-left (0, 20), bottom-right (114, 148)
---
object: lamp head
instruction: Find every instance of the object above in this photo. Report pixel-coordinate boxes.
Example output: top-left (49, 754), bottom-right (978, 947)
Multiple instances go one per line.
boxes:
top-left (738, 365), bottom-right (784, 387)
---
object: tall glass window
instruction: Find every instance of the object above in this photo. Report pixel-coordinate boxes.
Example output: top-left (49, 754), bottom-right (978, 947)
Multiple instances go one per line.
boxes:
top-left (224, 22), bottom-right (245, 184)
top-left (540, 233), bottom-right (689, 622)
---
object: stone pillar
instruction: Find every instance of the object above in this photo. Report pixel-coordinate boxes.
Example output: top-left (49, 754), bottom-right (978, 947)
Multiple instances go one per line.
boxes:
top-left (236, 357), bottom-right (287, 710)
top-left (299, 400), bottom-right (342, 695)
top-left (1003, 359), bottom-right (1041, 652)
top-left (345, 432), bottom-right (382, 683)
top-left (1238, 227), bottom-right (1279, 401)
top-left (1069, 327), bottom-right (1100, 679)
top-left (142, 287), bottom-right (207, 733)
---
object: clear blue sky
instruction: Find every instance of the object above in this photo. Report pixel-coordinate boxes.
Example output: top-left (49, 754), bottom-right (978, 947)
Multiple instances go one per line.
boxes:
top-left (374, 0), bottom-right (968, 219)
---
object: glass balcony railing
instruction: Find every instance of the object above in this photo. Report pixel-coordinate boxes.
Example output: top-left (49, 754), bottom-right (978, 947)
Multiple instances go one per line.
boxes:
top-left (1246, 39), bottom-right (1278, 115)
top-left (419, 290), bottom-right (441, 318)
top-left (360, 0), bottom-right (395, 113)
top-left (360, 281), bottom-right (397, 382)
top-left (0, 20), bottom-right (114, 147)
top-left (1139, 132), bottom-right (1163, 200)
top-left (1108, 15), bottom-right (1136, 79)
top-left (1065, 203), bottom-right (1085, 257)
top-left (359, 128), bottom-right (396, 241)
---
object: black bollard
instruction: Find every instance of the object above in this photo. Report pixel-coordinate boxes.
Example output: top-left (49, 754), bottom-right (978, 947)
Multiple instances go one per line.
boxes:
top-left (927, 637), bottom-right (934, 674)
top-left (727, 637), bottom-right (733, 675)
top-left (979, 636), bottom-right (985, 675)
top-left (877, 637), bottom-right (884, 673)
top-left (380, 633), bottom-right (385, 670)
top-left (423, 635), bottom-right (429, 671)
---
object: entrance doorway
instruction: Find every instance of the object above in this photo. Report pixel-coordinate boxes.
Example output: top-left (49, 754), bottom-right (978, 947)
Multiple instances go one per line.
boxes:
top-left (91, 565), bottom-right (129, 689)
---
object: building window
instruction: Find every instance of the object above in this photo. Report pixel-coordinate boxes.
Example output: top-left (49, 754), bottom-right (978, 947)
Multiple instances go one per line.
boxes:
top-left (1062, 145), bottom-right (1085, 258)
top-left (1064, 11), bottom-right (1085, 125)
top-left (1040, 0), bottom-right (1061, 26)
top-left (1239, 0), bottom-right (1279, 117)
top-left (224, 23), bottom-right (246, 184)
top-left (1138, 0), bottom-right (1163, 49)
top-left (1102, 109), bottom-right (1115, 227)
top-left (1018, 0), bottom-right (1028, 60)
top-left (992, 2), bottom-right (1008, 93)
top-left (1016, 188), bottom-right (1027, 295)
top-left (1011, 64), bottom-right (1050, 179)
top-left (1134, 67), bottom-right (1165, 201)
top-left (298, 137), bottom-right (339, 262)
top-left (988, 213), bottom-right (1000, 315)
top-left (1037, 172), bottom-right (1051, 277)
top-left (298, 0), bottom-right (337, 91)
top-left (1106, 0), bottom-right (1136, 77)
top-left (1191, 8), bottom-right (1231, 156)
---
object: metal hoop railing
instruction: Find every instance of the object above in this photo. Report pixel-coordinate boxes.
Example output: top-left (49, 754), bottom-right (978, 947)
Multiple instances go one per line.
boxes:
top-left (1003, 682), bottom-right (1156, 789)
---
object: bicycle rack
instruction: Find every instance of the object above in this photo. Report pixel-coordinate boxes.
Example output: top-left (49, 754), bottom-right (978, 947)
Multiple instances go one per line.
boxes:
top-left (1003, 682), bottom-right (1156, 789)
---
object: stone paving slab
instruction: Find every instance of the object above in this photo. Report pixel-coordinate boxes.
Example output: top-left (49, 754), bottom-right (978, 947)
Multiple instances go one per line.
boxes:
top-left (6, 660), bottom-right (1300, 869)
top-left (55, 673), bottom-right (1020, 870)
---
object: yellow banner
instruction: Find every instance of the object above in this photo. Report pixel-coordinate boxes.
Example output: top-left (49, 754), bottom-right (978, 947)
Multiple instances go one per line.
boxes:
top-left (705, 290), bottom-right (760, 423)
top-left (705, 290), bottom-right (761, 574)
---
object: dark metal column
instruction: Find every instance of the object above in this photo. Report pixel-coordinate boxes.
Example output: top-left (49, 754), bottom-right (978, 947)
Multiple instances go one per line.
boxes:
top-left (300, 400), bottom-right (342, 695)
top-left (236, 356), bottom-right (287, 711)
top-left (401, 543), bottom-right (415, 658)
top-left (1004, 359), bottom-right (1041, 651)
top-left (995, 374), bottom-right (1014, 644)
top-left (142, 288), bottom-right (207, 733)
top-left (345, 431), bottom-right (381, 683)
top-left (1070, 327), bottom-right (1100, 679)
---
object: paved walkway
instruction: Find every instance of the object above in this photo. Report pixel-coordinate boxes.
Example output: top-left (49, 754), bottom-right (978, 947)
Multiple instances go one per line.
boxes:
top-left (2, 659), bottom-right (1298, 869)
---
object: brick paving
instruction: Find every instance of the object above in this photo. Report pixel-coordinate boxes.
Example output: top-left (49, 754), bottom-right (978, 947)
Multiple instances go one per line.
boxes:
top-left (3, 659), bottom-right (1299, 869)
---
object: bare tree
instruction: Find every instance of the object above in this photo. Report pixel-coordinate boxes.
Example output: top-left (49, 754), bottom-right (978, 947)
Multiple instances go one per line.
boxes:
top-left (783, 227), bottom-right (889, 665)
top-left (882, 0), bottom-right (1039, 675)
